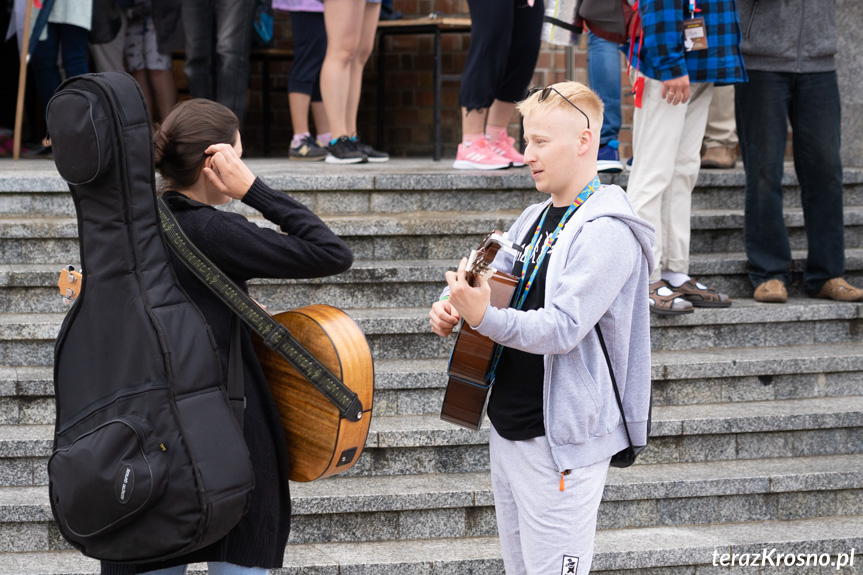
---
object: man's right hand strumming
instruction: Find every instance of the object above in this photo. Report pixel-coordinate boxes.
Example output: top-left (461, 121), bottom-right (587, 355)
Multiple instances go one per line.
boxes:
top-left (429, 298), bottom-right (461, 337)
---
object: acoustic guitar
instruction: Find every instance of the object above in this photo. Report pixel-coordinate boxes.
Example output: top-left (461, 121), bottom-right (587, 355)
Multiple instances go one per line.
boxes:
top-left (57, 270), bottom-right (374, 483)
top-left (440, 232), bottom-right (522, 430)
top-left (251, 305), bottom-right (373, 482)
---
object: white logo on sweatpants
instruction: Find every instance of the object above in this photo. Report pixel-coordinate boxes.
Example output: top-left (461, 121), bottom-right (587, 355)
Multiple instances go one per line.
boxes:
top-left (561, 555), bottom-right (579, 574)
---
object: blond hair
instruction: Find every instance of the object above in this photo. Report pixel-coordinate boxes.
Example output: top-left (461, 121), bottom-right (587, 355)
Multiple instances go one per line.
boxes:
top-left (517, 81), bottom-right (604, 130)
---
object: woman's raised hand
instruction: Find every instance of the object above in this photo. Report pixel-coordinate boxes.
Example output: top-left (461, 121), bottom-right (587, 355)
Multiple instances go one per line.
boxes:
top-left (203, 143), bottom-right (256, 200)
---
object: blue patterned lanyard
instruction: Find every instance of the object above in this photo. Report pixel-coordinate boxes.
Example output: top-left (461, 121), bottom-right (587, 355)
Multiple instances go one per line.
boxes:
top-left (513, 176), bottom-right (601, 311)
top-left (486, 176), bottom-right (601, 385)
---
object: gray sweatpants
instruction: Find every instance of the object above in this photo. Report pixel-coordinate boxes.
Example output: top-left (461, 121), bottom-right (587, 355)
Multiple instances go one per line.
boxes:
top-left (490, 425), bottom-right (610, 575)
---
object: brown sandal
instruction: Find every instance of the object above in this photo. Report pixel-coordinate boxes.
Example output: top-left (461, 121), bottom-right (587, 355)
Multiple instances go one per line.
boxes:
top-left (649, 280), bottom-right (694, 315)
top-left (673, 278), bottom-right (732, 308)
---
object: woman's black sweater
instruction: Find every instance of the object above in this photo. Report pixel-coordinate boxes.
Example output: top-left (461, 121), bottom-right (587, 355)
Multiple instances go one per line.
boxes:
top-left (103, 179), bottom-right (353, 574)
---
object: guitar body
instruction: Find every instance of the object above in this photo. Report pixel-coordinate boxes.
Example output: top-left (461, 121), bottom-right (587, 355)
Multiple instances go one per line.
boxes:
top-left (442, 266), bottom-right (519, 430)
top-left (252, 304), bottom-right (374, 482)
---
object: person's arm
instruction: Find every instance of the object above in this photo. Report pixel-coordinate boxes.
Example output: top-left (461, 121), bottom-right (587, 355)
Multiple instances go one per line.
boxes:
top-left (238, 179), bottom-right (354, 277)
top-left (429, 214), bottom-right (530, 337)
top-left (466, 217), bottom-right (642, 355)
top-left (197, 143), bottom-right (353, 281)
top-left (640, 0), bottom-right (690, 102)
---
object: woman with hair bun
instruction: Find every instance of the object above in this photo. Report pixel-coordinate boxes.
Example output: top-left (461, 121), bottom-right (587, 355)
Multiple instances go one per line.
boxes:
top-left (102, 98), bottom-right (354, 575)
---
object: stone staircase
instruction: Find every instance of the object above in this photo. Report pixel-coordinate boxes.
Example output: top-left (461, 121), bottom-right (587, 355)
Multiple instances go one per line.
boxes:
top-left (0, 159), bottom-right (861, 574)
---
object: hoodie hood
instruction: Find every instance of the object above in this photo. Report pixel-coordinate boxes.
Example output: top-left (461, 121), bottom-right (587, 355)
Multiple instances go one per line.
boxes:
top-left (579, 184), bottom-right (656, 276)
top-left (519, 184), bottom-right (656, 277)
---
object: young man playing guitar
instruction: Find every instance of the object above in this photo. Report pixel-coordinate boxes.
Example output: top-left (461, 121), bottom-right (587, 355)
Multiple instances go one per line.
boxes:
top-left (429, 81), bottom-right (654, 575)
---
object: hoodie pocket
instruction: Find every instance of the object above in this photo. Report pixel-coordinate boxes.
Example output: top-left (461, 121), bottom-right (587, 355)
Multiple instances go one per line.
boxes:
top-left (548, 357), bottom-right (602, 445)
top-left (744, 0), bottom-right (760, 40)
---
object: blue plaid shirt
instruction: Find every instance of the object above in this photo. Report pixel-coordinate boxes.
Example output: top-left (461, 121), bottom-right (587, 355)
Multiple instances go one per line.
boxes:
top-left (631, 0), bottom-right (747, 84)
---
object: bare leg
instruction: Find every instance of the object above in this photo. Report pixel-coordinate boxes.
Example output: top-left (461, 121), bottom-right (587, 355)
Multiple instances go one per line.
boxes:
top-left (345, 1), bottom-right (380, 136)
top-left (320, 0), bottom-right (365, 139)
top-left (486, 99), bottom-right (516, 133)
top-left (289, 92), bottom-right (313, 134)
top-left (461, 107), bottom-right (488, 140)
top-left (147, 69), bottom-right (177, 123)
top-left (311, 101), bottom-right (330, 135)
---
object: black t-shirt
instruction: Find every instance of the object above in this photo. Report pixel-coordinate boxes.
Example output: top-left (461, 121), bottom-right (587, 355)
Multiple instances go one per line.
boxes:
top-left (487, 205), bottom-right (570, 440)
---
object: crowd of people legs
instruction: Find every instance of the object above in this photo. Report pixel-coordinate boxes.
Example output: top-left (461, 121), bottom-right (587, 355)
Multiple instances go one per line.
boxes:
top-left (6, 0), bottom-right (862, 311)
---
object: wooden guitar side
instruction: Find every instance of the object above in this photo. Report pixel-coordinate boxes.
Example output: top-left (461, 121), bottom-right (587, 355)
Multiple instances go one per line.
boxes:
top-left (252, 304), bottom-right (374, 482)
top-left (441, 271), bottom-right (518, 430)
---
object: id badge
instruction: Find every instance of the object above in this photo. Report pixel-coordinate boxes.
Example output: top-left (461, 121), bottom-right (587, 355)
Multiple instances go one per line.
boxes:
top-left (683, 17), bottom-right (708, 51)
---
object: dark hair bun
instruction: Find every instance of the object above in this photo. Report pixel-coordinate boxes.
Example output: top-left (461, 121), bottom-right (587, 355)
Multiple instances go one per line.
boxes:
top-left (153, 128), bottom-right (169, 168)
top-left (152, 99), bottom-right (239, 190)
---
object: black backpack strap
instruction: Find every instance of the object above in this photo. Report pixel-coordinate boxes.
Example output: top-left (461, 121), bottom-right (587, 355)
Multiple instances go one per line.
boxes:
top-left (595, 324), bottom-right (634, 449)
top-left (227, 316), bottom-right (245, 429)
top-left (158, 197), bottom-right (364, 422)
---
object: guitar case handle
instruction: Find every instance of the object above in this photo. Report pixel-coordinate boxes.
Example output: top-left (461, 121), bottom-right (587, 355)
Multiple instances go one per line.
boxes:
top-left (158, 198), bottom-right (364, 422)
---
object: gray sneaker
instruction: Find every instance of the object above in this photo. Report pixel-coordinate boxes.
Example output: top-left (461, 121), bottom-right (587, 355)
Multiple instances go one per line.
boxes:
top-left (353, 137), bottom-right (389, 163)
top-left (289, 135), bottom-right (327, 161)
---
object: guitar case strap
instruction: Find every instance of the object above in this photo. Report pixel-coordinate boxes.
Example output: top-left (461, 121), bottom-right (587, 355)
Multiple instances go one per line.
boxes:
top-left (157, 197), bottom-right (365, 423)
top-left (227, 316), bottom-right (245, 429)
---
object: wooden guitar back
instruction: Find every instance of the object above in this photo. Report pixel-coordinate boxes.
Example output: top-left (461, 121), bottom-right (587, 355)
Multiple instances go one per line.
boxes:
top-left (252, 305), bottom-right (374, 482)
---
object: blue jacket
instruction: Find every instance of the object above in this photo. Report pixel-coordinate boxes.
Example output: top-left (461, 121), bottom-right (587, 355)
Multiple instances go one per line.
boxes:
top-left (632, 0), bottom-right (747, 84)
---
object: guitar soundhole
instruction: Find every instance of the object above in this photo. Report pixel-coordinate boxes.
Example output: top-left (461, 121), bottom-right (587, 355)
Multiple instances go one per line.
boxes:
top-left (337, 447), bottom-right (357, 467)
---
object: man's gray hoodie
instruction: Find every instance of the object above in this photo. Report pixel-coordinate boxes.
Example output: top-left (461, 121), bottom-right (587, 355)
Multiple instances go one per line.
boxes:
top-left (737, 0), bottom-right (837, 73)
top-left (468, 184), bottom-right (655, 472)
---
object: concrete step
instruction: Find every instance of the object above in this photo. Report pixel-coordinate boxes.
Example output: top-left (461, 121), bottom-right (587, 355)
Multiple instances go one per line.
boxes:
top-left (1, 159), bottom-right (862, 215)
top-left (2, 396), bottom-right (860, 485)
top-left (1, 455), bottom-right (860, 549)
top-left (0, 212), bottom-right (525, 265)
top-left (3, 341), bottom-right (862, 423)
top-left (689, 206), bottom-right (863, 253)
top-left (375, 341), bottom-right (863, 416)
top-left (0, 297), bottom-right (860, 368)
top-left (4, 203), bottom-right (863, 266)
top-left (0, 261), bottom-right (454, 313)
top-left (0, 515), bottom-right (860, 573)
top-left (356, 396), bottom-right (863, 470)
top-left (0, 237), bottom-right (861, 312)
top-left (690, 167), bottom-right (863, 211)
top-left (5, 250), bottom-right (863, 316)
top-left (682, 248), bottom-right (863, 299)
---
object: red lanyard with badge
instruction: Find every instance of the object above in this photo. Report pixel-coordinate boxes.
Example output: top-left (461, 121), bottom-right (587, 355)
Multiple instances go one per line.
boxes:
top-left (630, 0), bottom-right (707, 108)
top-left (683, 0), bottom-right (708, 52)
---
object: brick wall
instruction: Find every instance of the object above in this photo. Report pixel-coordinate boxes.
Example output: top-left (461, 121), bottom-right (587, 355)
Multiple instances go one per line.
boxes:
top-left (243, 0), bottom-right (636, 159)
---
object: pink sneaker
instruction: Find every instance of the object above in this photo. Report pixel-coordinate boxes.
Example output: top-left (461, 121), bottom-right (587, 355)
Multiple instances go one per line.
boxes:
top-left (453, 138), bottom-right (511, 170)
top-left (488, 130), bottom-right (525, 167)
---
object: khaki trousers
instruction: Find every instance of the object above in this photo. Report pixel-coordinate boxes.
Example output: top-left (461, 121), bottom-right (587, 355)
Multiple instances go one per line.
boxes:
top-left (703, 84), bottom-right (738, 149)
top-left (627, 72), bottom-right (713, 280)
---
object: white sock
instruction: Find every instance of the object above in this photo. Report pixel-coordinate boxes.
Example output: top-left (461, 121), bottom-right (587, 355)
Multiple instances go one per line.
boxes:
top-left (662, 271), bottom-right (691, 288)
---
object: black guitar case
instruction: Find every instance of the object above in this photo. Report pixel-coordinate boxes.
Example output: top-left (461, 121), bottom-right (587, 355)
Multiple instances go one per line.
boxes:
top-left (46, 71), bottom-right (254, 563)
